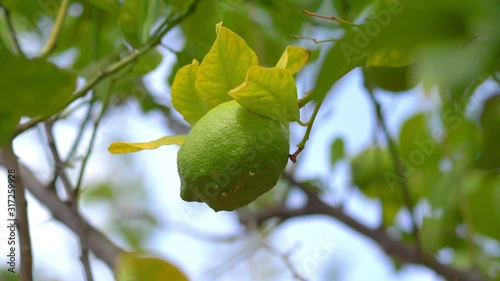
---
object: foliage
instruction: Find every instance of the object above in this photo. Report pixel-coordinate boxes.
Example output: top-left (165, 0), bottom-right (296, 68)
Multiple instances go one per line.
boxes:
top-left (0, 0), bottom-right (499, 280)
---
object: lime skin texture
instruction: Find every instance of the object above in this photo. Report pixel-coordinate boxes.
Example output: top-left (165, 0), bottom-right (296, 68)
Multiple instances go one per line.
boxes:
top-left (177, 100), bottom-right (290, 211)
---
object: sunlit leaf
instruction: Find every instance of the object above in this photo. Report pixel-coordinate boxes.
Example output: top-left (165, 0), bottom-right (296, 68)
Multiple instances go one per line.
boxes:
top-left (229, 66), bottom-right (299, 123)
top-left (171, 59), bottom-right (209, 126)
top-left (195, 22), bottom-right (258, 108)
top-left (115, 252), bottom-right (189, 281)
top-left (275, 46), bottom-right (310, 75)
top-left (108, 135), bottom-right (186, 154)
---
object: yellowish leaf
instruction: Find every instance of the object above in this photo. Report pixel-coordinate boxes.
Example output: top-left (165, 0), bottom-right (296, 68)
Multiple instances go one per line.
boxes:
top-left (108, 135), bottom-right (186, 154)
top-left (195, 22), bottom-right (258, 108)
top-left (275, 46), bottom-right (310, 75)
top-left (115, 252), bottom-right (189, 281)
top-left (229, 66), bottom-right (299, 123)
top-left (171, 59), bottom-right (209, 126)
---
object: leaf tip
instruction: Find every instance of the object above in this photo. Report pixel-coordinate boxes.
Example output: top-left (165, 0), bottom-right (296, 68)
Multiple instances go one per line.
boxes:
top-left (215, 21), bottom-right (223, 35)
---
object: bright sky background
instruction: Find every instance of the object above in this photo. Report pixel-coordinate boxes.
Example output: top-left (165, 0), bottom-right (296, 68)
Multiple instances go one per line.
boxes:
top-left (0, 21), bottom-right (446, 281)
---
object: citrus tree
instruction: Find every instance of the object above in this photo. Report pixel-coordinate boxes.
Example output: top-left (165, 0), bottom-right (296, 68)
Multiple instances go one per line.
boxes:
top-left (0, 0), bottom-right (499, 280)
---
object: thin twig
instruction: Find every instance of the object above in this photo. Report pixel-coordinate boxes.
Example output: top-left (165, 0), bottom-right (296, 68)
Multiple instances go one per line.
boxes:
top-left (69, 81), bottom-right (117, 281)
top-left (65, 101), bottom-right (96, 163)
top-left (39, 0), bottom-right (70, 58)
top-left (74, 79), bottom-right (113, 196)
top-left (42, 122), bottom-right (95, 281)
top-left (290, 96), bottom-right (325, 163)
top-left (263, 243), bottom-right (306, 281)
top-left (1, 144), bottom-right (33, 281)
top-left (301, 8), bottom-right (358, 26)
top-left (364, 86), bottom-right (423, 259)
top-left (43, 122), bottom-right (74, 198)
top-left (291, 34), bottom-right (338, 44)
top-left (0, 2), bottom-right (25, 57)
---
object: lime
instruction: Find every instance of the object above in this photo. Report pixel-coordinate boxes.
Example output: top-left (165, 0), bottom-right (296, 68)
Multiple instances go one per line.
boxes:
top-left (177, 100), bottom-right (290, 211)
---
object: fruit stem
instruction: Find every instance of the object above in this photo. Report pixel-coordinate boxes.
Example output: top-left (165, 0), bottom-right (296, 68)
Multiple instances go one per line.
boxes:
top-left (290, 96), bottom-right (324, 162)
top-left (298, 89), bottom-right (315, 108)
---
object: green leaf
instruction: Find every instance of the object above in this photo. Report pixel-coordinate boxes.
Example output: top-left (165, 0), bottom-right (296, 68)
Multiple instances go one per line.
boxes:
top-left (421, 214), bottom-right (461, 253)
top-left (87, 0), bottom-right (120, 16)
top-left (229, 66), bottom-right (299, 123)
top-left (0, 0), bottom-right (51, 25)
top-left (108, 135), bottom-right (186, 154)
top-left (164, 0), bottom-right (195, 13)
top-left (171, 59), bottom-right (209, 126)
top-left (366, 48), bottom-right (412, 67)
top-left (82, 183), bottom-right (115, 201)
top-left (131, 48), bottom-right (163, 75)
top-left (350, 146), bottom-right (402, 224)
top-left (115, 252), bottom-right (188, 281)
top-left (476, 94), bottom-right (500, 169)
top-left (275, 46), bottom-right (310, 75)
top-left (313, 28), bottom-right (366, 102)
top-left (465, 175), bottom-right (500, 240)
top-left (351, 146), bottom-right (394, 189)
top-left (195, 22), bottom-right (258, 108)
top-left (416, 41), bottom-right (489, 91)
top-left (0, 52), bottom-right (76, 146)
top-left (398, 113), bottom-right (441, 173)
top-left (332, 0), bottom-right (373, 22)
top-left (364, 64), bottom-right (416, 92)
top-left (119, 0), bottom-right (148, 48)
top-left (0, 114), bottom-right (18, 146)
top-left (330, 137), bottom-right (345, 166)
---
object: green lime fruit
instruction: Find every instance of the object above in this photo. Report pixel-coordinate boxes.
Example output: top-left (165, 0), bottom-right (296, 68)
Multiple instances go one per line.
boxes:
top-left (365, 65), bottom-right (417, 92)
top-left (177, 100), bottom-right (290, 211)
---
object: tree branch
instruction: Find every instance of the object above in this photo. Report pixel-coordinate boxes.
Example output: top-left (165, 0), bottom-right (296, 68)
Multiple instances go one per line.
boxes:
top-left (0, 154), bottom-right (124, 270)
top-left (1, 145), bottom-right (33, 281)
top-left (239, 173), bottom-right (486, 281)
